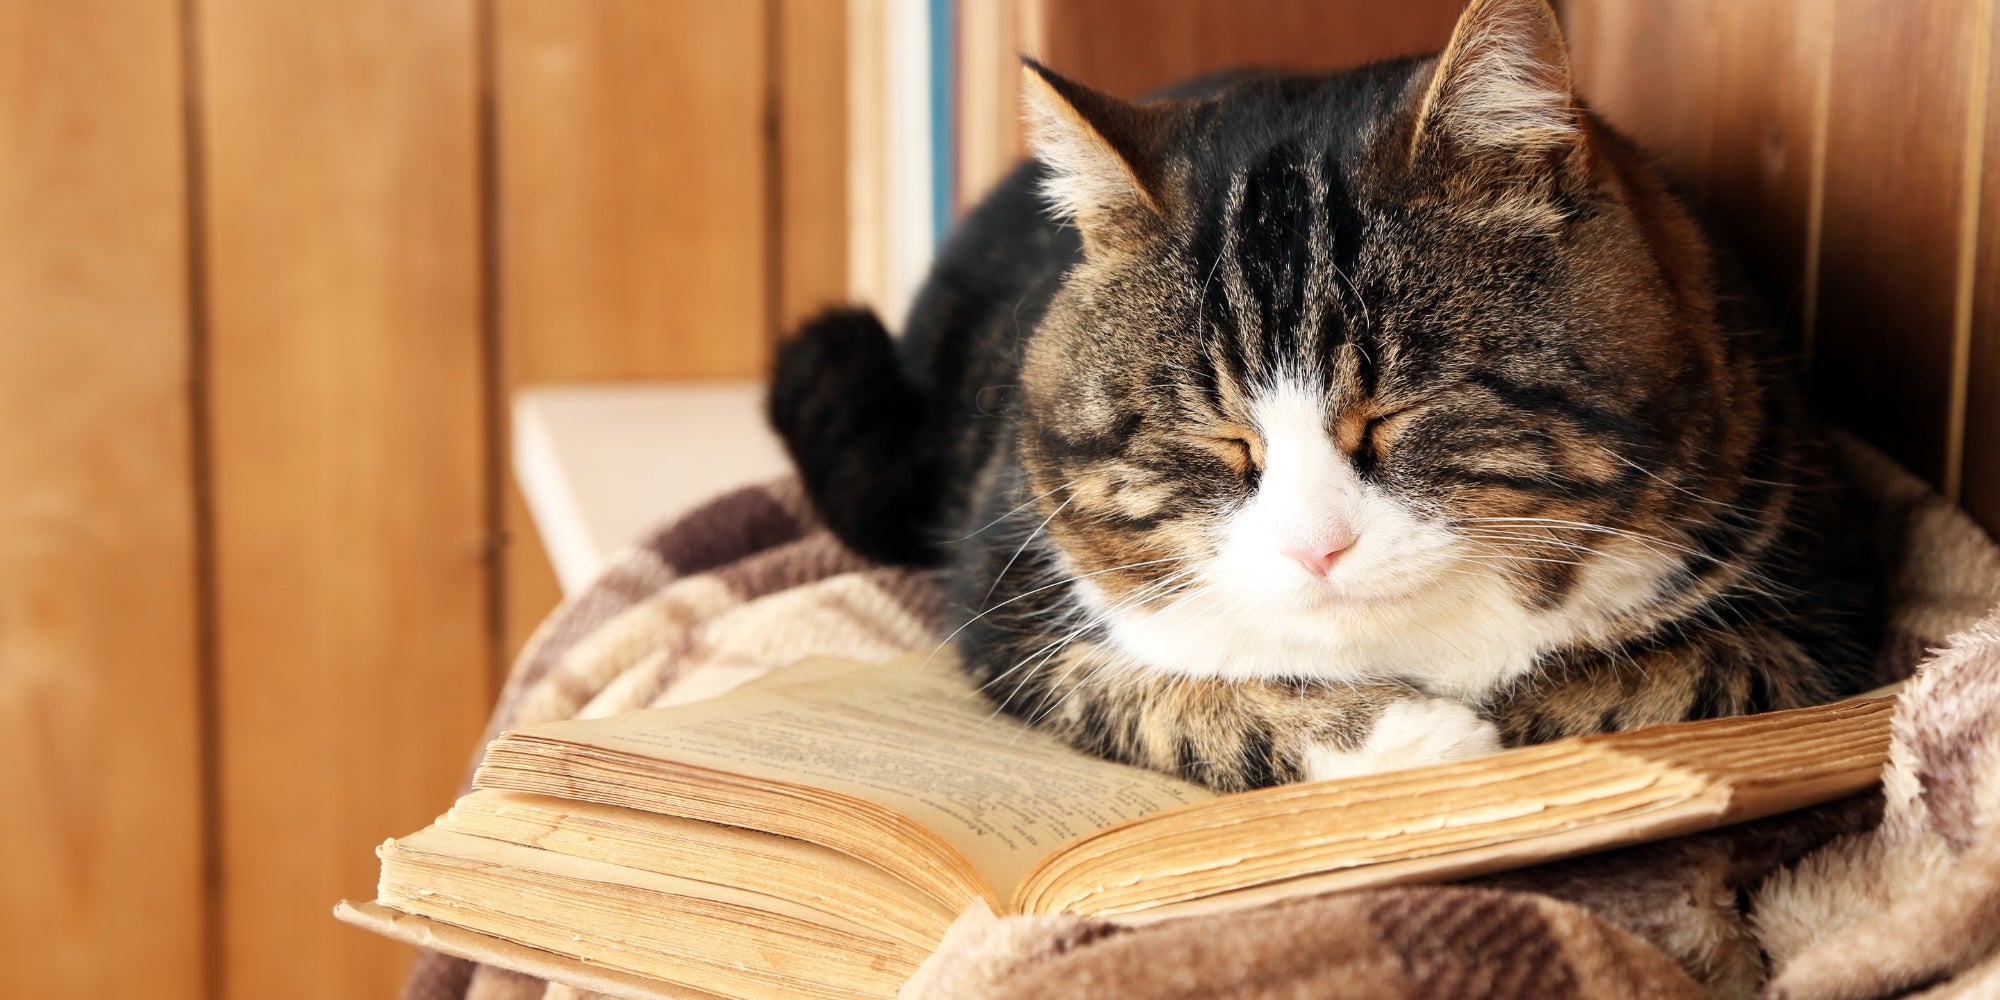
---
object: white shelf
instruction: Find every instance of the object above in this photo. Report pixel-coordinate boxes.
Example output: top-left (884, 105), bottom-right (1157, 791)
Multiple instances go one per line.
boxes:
top-left (513, 381), bottom-right (793, 596)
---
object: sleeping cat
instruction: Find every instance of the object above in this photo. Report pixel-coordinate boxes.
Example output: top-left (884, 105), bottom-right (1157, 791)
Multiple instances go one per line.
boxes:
top-left (768, 0), bottom-right (1880, 791)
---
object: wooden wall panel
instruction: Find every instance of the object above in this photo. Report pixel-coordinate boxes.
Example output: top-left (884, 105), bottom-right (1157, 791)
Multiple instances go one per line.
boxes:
top-left (1565, 1), bottom-right (1831, 334)
top-left (957, 0), bottom-right (1032, 212)
top-left (1813, 0), bottom-right (1986, 489)
top-left (1564, 0), bottom-right (1720, 188)
top-left (1702, 1), bottom-right (1834, 330)
top-left (195, 2), bottom-right (493, 998)
top-left (1564, 0), bottom-right (1993, 497)
top-left (956, 0), bottom-right (1467, 207)
top-left (1036, 0), bottom-right (1467, 101)
top-left (0, 3), bottom-right (206, 998)
top-left (777, 0), bottom-right (851, 334)
top-left (502, 481), bottom-right (565, 665)
top-left (495, 0), bottom-right (774, 655)
top-left (1965, 1), bottom-right (2000, 533)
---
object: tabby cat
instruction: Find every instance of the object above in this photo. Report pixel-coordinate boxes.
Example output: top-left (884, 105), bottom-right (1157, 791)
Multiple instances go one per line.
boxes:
top-left (768, 0), bottom-right (1880, 791)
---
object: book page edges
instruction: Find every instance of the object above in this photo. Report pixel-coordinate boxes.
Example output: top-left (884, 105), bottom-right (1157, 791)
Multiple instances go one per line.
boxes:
top-left (335, 900), bottom-right (720, 1000)
top-left (383, 825), bottom-right (896, 941)
top-left (474, 750), bottom-right (999, 913)
top-left (441, 790), bottom-right (961, 942)
top-left (1016, 697), bottom-right (1891, 916)
top-left (1101, 737), bottom-right (1887, 924)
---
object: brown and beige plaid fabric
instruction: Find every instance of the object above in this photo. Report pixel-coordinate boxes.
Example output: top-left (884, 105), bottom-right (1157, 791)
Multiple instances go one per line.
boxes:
top-left (399, 436), bottom-right (2000, 1000)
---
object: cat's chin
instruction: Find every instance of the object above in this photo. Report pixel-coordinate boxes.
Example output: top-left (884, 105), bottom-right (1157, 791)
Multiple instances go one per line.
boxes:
top-left (1206, 564), bottom-right (1443, 618)
top-left (1291, 580), bottom-right (1423, 613)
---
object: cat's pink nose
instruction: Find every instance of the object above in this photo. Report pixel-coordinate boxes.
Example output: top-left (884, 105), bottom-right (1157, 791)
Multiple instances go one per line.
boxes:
top-left (1282, 534), bottom-right (1356, 577)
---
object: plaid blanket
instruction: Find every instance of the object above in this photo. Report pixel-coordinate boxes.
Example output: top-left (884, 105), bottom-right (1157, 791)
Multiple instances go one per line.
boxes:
top-left (400, 436), bottom-right (2000, 1000)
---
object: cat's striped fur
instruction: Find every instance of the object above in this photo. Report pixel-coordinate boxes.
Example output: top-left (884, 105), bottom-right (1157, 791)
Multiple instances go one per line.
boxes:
top-left (769, 0), bottom-right (1879, 791)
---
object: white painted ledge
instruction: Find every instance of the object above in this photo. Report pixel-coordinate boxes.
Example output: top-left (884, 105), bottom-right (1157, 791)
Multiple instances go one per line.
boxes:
top-left (512, 381), bottom-right (792, 596)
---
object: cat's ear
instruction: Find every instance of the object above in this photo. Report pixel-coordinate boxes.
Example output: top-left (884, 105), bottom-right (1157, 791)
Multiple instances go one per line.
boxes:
top-left (1410, 0), bottom-right (1584, 178)
top-left (1020, 59), bottom-right (1178, 230)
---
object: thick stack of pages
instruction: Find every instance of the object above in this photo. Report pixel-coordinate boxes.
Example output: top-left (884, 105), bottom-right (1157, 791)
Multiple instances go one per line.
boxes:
top-left (339, 655), bottom-right (1894, 1000)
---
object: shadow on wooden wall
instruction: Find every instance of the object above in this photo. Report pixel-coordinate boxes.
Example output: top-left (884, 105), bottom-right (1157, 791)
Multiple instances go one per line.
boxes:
top-left (1561, 0), bottom-right (2000, 534)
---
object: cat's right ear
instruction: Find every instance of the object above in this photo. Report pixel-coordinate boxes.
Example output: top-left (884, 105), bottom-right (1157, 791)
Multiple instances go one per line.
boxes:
top-left (1020, 59), bottom-right (1178, 236)
top-left (1409, 0), bottom-right (1586, 189)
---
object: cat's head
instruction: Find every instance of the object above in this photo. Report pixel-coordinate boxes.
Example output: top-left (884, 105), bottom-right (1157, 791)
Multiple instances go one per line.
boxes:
top-left (1012, 0), bottom-right (1779, 694)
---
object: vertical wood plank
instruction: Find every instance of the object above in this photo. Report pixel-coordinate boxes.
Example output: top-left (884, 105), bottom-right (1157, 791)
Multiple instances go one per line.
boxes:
top-left (495, 0), bottom-right (773, 655)
top-left (777, 0), bottom-right (850, 334)
top-left (1564, 0), bottom-right (1720, 193)
top-left (497, 0), bottom-right (772, 381)
top-left (0, 3), bottom-right (206, 998)
top-left (845, 0), bottom-right (891, 317)
top-left (1813, 0), bottom-right (1985, 488)
top-left (1037, 0), bottom-right (1466, 101)
top-left (1576, 0), bottom-right (1999, 489)
top-left (196, 2), bottom-right (492, 998)
top-left (1963, 0), bottom-right (2000, 535)
top-left (1704, 0), bottom-right (1834, 334)
top-left (502, 484), bottom-right (564, 664)
top-left (956, 0), bottom-right (1032, 211)
top-left (955, 0), bottom-right (1465, 207)
top-left (1565, 0), bottom-right (1832, 335)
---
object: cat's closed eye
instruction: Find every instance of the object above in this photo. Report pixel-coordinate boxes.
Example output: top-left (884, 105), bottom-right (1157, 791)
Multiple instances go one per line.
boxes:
top-left (1341, 407), bottom-right (1416, 467)
top-left (1200, 425), bottom-right (1265, 480)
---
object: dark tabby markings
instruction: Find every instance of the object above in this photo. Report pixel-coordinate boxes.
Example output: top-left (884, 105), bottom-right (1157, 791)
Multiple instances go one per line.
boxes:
top-left (964, 635), bottom-right (1410, 792)
top-left (770, 0), bottom-right (1882, 792)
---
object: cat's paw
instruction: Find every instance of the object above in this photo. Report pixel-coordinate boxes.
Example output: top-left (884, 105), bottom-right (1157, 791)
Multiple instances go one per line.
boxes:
top-left (1301, 698), bottom-right (1502, 782)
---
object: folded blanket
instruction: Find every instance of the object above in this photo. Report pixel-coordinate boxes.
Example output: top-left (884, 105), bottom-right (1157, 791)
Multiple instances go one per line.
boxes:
top-left (399, 437), bottom-right (2000, 1000)
top-left (1754, 609), bottom-right (2000, 1000)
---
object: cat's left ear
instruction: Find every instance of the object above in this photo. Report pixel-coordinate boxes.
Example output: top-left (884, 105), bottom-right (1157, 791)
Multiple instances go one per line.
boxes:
top-left (1020, 59), bottom-right (1182, 234)
top-left (1410, 0), bottom-right (1586, 182)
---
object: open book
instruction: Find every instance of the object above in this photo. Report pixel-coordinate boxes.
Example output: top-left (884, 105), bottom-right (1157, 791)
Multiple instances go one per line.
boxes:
top-left (339, 654), bottom-right (1893, 1000)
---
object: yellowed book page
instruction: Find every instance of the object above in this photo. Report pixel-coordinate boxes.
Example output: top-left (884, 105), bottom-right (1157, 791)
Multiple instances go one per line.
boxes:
top-left (477, 655), bottom-right (1214, 903)
top-left (383, 827), bottom-right (890, 943)
top-left (378, 827), bottom-right (915, 1000)
top-left (335, 900), bottom-right (718, 1000)
top-left (441, 790), bottom-right (958, 950)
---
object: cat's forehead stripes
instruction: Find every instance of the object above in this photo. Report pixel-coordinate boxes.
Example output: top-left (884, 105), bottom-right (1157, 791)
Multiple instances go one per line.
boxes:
top-left (1185, 144), bottom-right (1383, 415)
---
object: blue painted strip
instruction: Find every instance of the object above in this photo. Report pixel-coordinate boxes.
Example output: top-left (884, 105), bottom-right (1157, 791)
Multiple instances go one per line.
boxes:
top-left (928, 0), bottom-right (956, 242)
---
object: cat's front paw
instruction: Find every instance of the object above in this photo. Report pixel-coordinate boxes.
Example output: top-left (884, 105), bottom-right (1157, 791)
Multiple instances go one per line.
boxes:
top-left (1302, 698), bottom-right (1502, 782)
